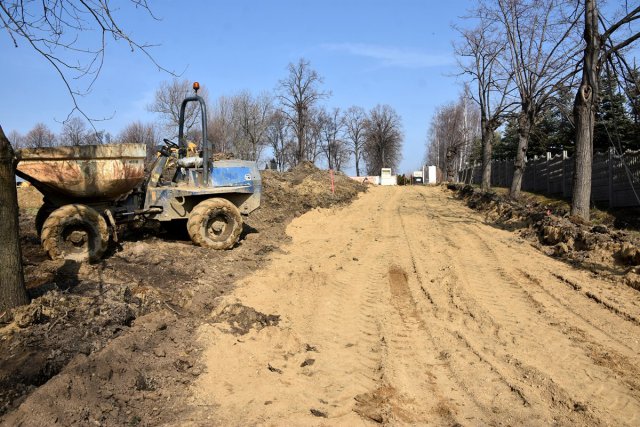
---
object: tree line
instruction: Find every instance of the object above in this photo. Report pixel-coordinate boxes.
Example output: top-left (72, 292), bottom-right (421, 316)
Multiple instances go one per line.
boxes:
top-left (10, 59), bottom-right (404, 176)
top-left (425, 0), bottom-right (639, 220)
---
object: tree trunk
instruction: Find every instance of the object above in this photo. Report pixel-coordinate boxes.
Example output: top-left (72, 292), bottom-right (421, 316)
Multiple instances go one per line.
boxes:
top-left (296, 106), bottom-right (306, 164)
top-left (571, 0), bottom-right (600, 220)
top-left (509, 110), bottom-right (532, 199)
top-left (445, 146), bottom-right (457, 182)
top-left (355, 150), bottom-right (360, 176)
top-left (480, 117), bottom-right (493, 191)
top-left (0, 125), bottom-right (29, 312)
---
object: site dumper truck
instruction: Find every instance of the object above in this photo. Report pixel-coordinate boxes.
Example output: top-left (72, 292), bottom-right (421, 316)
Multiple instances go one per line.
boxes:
top-left (16, 82), bottom-right (261, 262)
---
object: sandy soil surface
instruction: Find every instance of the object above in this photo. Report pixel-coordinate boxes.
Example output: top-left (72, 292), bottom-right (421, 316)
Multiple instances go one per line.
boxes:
top-left (185, 185), bottom-right (640, 426)
top-left (3, 180), bottom-right (640, 426)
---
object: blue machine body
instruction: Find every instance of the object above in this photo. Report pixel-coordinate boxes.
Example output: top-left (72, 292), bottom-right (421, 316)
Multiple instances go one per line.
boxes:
top-left (143, 159), bottom-right (262, 222)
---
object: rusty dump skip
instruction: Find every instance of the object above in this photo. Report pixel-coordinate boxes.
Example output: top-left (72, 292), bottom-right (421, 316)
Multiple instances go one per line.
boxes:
top-left (16, 144), bottom-right (147, 201)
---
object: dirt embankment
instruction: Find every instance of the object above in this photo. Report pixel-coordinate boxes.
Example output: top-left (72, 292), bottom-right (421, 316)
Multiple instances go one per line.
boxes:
top-left (0, 164), bottom-right (365, 426)
top-left (447, 184), bottom-right (640, 290)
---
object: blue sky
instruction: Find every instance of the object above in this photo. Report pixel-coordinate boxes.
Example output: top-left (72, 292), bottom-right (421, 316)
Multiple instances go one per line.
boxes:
top-left (1, 0), bottom-right (472, 174)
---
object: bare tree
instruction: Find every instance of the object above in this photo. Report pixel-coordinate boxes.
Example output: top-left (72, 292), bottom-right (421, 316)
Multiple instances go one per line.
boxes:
top-left (426, 97), bottom-right (479, 182)
top-left (363, 105), bottom-right (404, 175)
top-left (7, 130), bottom-right (24, 150)
top-left (319, 107), bottom-right (348, 171)
top-left (206, 91), bottom-right (273, 161)
top-left (571, 1), bottom-right (640, 219)
top-left (208, 95), bottom-right (237, 153)
top-left (456, 12), bottom-right (515, 190)
top-left (277, 58), bottom-right (329, 165)
top-left (84, 130), bottom-right (109, 145)
top-left (60, 117), bottom-right (88, 146)
top-left (297, 107), bottom-right (324, 164)
top-left (232, 92), bottom-right (273, 161)
top-left (148, 79), bottom-right (209, 138)
top-left (25, 123), bottom-right (56, 148)
top-left (1, 1), bottom-right (172, 122)
top-left (117, 121), bottom-right (159, 165)
top-left (344, 106), bottom-right (367, 176)
top-left (265, 110), bottom-right (292, 171)
top-left (492, 0), bottom-right (580, 199)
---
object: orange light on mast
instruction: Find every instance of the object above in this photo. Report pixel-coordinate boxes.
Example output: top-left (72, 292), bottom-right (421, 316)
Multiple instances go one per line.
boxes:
top-left (193, 81), bottom-right (200, 93)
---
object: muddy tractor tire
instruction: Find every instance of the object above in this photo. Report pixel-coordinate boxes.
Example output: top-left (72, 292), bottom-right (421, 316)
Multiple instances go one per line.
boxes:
top-left (35, 203), bottom-right (56, 237)
top-left (187, 198), bottom-right (243, 250)
top-left (41, 204), bottom-right (109, 262)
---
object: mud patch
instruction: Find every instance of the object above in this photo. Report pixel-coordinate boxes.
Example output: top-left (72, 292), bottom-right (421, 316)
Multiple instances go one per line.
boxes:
top-left (388, 266), bottom-right (409, 299)
top-left (210, 302), bottom-right (280, 335)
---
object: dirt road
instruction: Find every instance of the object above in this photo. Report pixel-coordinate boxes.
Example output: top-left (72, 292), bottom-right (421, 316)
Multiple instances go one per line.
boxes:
top-left (186, 186), bottom-right (640, 426)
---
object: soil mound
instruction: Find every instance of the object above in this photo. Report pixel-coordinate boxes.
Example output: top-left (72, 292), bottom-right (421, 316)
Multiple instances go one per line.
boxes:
top-left (16, 184), bottom-right (43, 211)
top-left (259, 162), bottom-right (366, 222)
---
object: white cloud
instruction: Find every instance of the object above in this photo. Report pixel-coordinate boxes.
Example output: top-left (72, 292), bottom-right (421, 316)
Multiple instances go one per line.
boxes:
top-left (321, 43), bottom-right (453, 68)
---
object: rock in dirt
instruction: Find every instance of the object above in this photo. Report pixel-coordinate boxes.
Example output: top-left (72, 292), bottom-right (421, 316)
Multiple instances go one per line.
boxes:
top-left (310, 408), bottom-right (327, 418)
top-left (267, 364), bottom-right (283, 374)
top-left (591, 225), bottom-right (609, 234)
top-left (619, 242), bottom-right (640, 265)
top-left (543, 225), bottom-right (564, 245)
top-left (210, 300), bottom-right (280, 335)
top-left (554, 242), bottom-right (570, 256)
top-left (300, 358), bottom-right (315, 367)
top-left (13, 306), bottom-right (49, 328)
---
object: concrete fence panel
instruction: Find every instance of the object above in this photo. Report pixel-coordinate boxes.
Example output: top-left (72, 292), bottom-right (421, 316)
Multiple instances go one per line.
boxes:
top-left (459, 149), bottom-right (640, 208)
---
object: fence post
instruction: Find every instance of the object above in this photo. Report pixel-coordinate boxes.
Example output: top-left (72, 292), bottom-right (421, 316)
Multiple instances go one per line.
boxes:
top-left (608, 147), bottom-right (614, 208)
top-left (562, 150), bottom-right (568, 198)
top-left (504, 159), bottom-right (508, 187)
top-left (546, 152), bottom-right (551, 194)
top-left (533, 155), bottom-right (537, 191)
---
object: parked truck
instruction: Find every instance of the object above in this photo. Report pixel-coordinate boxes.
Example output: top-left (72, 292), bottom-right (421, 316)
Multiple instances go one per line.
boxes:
top-left (16, 83), bottom-right (261, 262)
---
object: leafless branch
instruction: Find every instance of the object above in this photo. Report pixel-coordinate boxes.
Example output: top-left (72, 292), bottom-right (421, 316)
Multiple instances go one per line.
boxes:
top-left (1, 0), bottom-right (177, 125)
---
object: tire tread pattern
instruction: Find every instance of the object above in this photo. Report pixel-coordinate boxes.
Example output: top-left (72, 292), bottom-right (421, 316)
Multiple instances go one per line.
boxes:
top-left (41, 204), bottom-right (109, 262)
top-left (187, 198), bottom-right (242, 250)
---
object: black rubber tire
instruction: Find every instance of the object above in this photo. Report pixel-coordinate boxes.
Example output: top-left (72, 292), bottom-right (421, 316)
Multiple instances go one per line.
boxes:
top-left (187, 198), bottom-right (242, 250)
top-left (35, 203), bottom-right (56, 237)
top-left (41, 204), bottom-right (109, 262)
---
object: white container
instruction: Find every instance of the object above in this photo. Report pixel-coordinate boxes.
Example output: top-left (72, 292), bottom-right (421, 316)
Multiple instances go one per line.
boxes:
top-left (427, 165), bottom-right (438, 184)
top-left (380, 168), bottom-right (397, 186)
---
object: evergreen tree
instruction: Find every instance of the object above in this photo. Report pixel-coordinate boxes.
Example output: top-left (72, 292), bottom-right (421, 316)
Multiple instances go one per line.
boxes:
top-left (594, 72), bottom-right (635, 152)
top-left (625, 66), bottom-right (640, 150)
top-left (494, 94), bottom-right (574, 161)
top-left (493, 119), bottom-right (518, 160)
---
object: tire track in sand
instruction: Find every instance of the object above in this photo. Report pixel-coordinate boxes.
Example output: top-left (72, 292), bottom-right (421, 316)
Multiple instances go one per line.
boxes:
top-left (188, 185), bottom-right (640, 426)
top-left (410, 186), bottom-right (640, 426)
